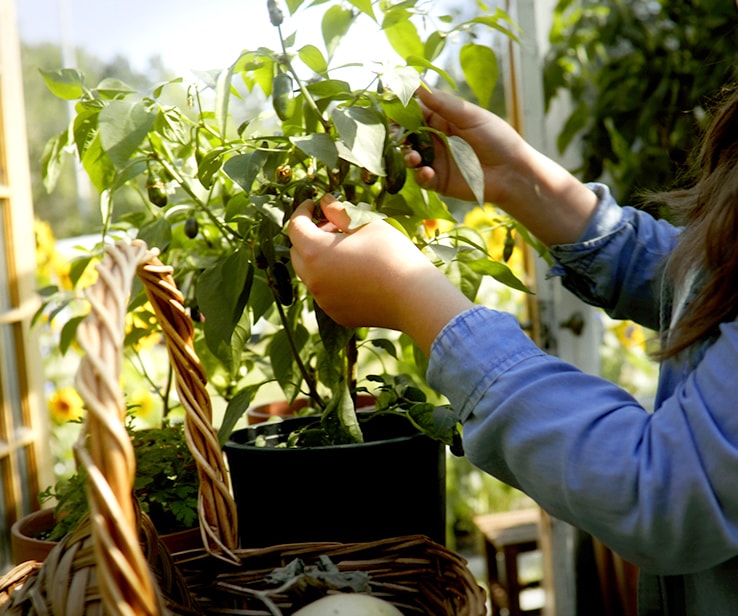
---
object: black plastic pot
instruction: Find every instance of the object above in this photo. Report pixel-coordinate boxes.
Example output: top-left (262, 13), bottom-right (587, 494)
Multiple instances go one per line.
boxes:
top-left (223, 412), bottom-right (446, 548)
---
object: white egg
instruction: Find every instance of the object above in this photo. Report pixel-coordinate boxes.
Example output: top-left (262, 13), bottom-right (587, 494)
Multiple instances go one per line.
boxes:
top-left (292, 593), bottom-right (404, 615)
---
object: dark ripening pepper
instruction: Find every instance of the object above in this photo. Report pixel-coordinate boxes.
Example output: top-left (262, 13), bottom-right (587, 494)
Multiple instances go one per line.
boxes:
top-left (406, 131), bottom-right (435, 167)
top-left (272, 72), bottom-right (295, 122)
top-left (267, 0), bottom-right (283, 27)
top-left (291, 181), bottom-right (316, 213)
top-left (147, 178), bottom-right (168, 208)
top-left (270, 261), bottom-right (294, 306)
top-left (184, 215), bottom-right (199, 239)
top-left (383, 143), bottom-right (406, 194)
top-left (503, 229), bottom-right (515, 262)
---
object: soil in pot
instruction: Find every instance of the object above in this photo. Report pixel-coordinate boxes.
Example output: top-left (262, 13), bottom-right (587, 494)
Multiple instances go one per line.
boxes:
top-left (224, 412), bottom-right (446, 548)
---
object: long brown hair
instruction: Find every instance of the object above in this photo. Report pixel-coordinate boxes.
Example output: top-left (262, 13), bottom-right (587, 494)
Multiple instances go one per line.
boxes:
top-left (650, 84), bottom-right (738, 360)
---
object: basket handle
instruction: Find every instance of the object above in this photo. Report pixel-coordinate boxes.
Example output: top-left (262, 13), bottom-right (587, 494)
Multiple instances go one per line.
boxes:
top-left (74, 241), bottom-right (240, 612)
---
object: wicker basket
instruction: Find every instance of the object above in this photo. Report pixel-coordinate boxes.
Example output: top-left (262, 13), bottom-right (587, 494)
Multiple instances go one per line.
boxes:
top-left (0, 240), bottom-right (487, 615)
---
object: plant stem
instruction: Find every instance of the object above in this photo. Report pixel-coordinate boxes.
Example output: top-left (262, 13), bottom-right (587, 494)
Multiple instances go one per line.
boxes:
top-left (346, 332), bottom-right (358, 406)
top-left (276, 25), bottom-right (332, 134)
top-left (272, 295), bottom-right (325, 409)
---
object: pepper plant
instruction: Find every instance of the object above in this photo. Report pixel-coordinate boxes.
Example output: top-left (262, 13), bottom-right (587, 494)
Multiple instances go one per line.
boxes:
top-left (40, 0), bottom-right (527, 447)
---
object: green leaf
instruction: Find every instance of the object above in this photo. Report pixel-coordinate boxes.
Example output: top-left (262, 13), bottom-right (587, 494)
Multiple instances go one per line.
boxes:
top-left (341, 201), bottom-right (387, 230)
top-left (98, 100), bottom-right (156, 169)
top-left (41, 131), bottom-right (69, 193)
top-left (218, 383), bottom-right (263, 444)
top-left (382, 14), bottom-right (424, 60)
top-left (250, 195), bottom-right (285, 227)
top-left (306, 79), bottom-right (352, 100)
top-left (322, 5), bottom-right (354, 58)
top-left (408, 403), bottom-right (458, 446)
top-left (215, 66), bottom-right (236, 137)
top-left (332, 106), bottom-right (386, 176)
top-left (60, 316), bottom-right (85, 356)
top-left (269, 324), bottom-right (309, 399)
top-left (137, 217), bottom-right (172, 252)
top-left (381, 66), bottom-right (420, 106)
top-left (285, 0), bottom-right (305, 14)
top-left (80, 134), bottom-right (116, 193)
top-left (234, 52), bottom-right (275, 97)
top-left (223, 150), bottom-right (269, 193)
top-left (94, 78), bottom-right (136, 99)
top-left (315, 302), bottom-right (354, 356)
top-left (467, 258), bottom-right (532, 293)
top-left (460, 43), bottom-right (498, 109)
top-left (72, 105), bottom-right (100, 159)
top-left (198, 147), bottom-right (227, 189)
top-left (347, 0), bottom-right (375, 21)
top-left (424, 31), bottom-right (447, 62)
top-left (370, 338), bottom-right (398, 359)
top-left (405, 55), bottom-right (456, 89)
top-left (444, 258), bottom-right (482, 301)
top-left (336, 380), bottom-right (363, 443)
top-left (40, 68), bottom-right (85, 100)
top-left (289, 133), bottom-right (338, 169)
top-left (68, 255), bottom-right (95, 288)
top-left (196, 250), bottom-right (253, 373)
top-left (298, 44), bottom-right (329, 76)
top-left (466, 12), bottom-right (520, 42)
top-left (379, 96), bottom-right (424, 130)
top-left (446, 135), bottom-right (484, 206)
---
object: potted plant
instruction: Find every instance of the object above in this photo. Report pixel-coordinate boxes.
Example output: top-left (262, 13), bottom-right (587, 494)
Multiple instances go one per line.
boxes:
top-left (38, 0), bottom-right (530, 548)
top-left (10, 417), bottom-right (201, 565)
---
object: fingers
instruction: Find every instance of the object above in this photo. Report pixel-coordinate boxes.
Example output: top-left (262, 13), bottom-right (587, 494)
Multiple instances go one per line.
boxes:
top-left (288, 198), bottom-right (319, 243)
top-left (318, 194), bottom-right (353, 232)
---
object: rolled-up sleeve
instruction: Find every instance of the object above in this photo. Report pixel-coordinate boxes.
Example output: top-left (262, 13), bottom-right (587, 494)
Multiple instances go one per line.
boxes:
top-left (428, 306), bottom-right (738, 575)
top-left (549, 183), bottom-right (679, 330)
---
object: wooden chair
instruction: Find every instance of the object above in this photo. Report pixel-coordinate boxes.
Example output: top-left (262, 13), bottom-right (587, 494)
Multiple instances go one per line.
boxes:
top-left (474, 508), bottom-right (542, 616)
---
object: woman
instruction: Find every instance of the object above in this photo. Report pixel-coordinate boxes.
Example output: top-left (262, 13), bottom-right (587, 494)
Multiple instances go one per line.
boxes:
top-left (288, 85), bottom-right (738, 614)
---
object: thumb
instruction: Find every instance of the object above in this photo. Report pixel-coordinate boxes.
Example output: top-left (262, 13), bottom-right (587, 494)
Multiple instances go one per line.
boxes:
top-left (318, 194), bottom-right (354, 232)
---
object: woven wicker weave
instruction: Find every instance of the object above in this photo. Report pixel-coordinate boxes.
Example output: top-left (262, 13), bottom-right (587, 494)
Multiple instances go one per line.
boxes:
top-left (0, 240), bottom-right (487, 615)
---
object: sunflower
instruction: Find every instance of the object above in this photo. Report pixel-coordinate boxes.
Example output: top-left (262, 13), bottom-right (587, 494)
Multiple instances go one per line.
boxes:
top-left (48, 387), bottom-right (84, 424)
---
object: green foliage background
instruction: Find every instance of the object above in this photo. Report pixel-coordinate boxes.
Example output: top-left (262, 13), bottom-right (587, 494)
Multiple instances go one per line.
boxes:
top-left (544, 0), bottom-right (738, 205)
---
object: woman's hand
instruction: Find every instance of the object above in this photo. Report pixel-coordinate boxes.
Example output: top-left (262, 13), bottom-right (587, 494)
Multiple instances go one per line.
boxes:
top-left (408, 86), bottom-right (527, 206)
top-left (288, 195), bottom-right (474, 355)
top-left (407, 86), bottom-right (599, 246)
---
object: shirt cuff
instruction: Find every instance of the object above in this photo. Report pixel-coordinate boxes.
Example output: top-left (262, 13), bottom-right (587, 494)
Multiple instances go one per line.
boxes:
top-left (427, 305), bottom-right (544, 423)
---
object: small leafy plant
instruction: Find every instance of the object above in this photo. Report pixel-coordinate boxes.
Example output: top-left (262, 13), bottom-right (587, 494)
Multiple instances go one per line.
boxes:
top-left (40, 419), bottom-right (199, 540)
top-left (39, 0), bottom-right (527, 448)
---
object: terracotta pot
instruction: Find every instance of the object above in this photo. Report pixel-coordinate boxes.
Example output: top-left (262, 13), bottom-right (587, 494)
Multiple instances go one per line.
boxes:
top-left (10, 508), bottom-right (57, 565)
top-left (10, 507), bottom-right (201, 565)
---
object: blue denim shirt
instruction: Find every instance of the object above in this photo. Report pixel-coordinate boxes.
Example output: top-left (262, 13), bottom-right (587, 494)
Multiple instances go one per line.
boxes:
top-left (427, 184), bottom-right (738, 615)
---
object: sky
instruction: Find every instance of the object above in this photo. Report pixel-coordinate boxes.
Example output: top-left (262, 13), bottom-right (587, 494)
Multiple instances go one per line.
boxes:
top-left (15, 0), bottom-right (397, 76)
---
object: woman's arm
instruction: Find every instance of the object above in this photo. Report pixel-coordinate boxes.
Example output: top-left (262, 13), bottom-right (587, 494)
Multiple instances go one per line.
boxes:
top-left (429, 306), bottom-right (738, 575)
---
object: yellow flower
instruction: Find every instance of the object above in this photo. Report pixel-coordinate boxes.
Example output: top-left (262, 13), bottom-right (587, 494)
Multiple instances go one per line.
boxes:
top-left (48, 387), bottom-right (84, 424)
top-left (128, 388), bottom-right (160, 425)
top-left (422, 218), bottom-right (455, 238)
top-left (463, 205), bottom-right (524, 274)
top-left (125, 304), bottom-right (162, 351)
top-left (613, 321), bottom-right (647, 350)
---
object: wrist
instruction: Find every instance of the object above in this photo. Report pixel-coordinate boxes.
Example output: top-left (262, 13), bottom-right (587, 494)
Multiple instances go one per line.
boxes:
top-left (396, 266), bottom-right (475, 355)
